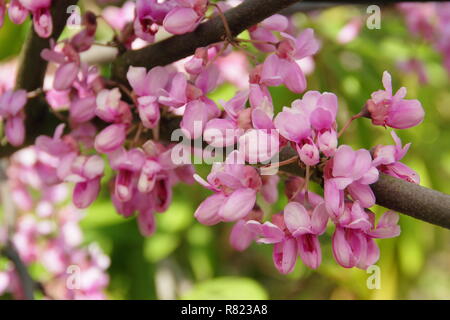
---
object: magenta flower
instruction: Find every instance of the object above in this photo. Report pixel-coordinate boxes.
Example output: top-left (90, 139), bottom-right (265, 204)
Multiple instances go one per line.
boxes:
top-left (372, 131), bottom-right (420, 184)
top-left (163, 0), bottom-right (207, 35)
top-left (64, 155), bottom-right (104, 209)
top-left (95, 88), bottom-right (132, 124)
top-left (283, 202), bottom-right (328, 269)
top-left (8, 0), bottom-right (28, 25)
top-left (248, 199), bottom-right (328, 272)
top-left (102, 1), bottom-right (135, 31)
top-left (261, 29), bottom-right (319, 93)
top-left (109, 147), bottom-right (146, 202)
top-left (0, 89), bottom-right (27, 146)
top-left (194, 151), bottom-right (261, 224)
top-left (247, 214), bottom-right (297, 274)
top-left (94, 123), bottom-right (127, 154)
top-left (274, 91), bottom-right (338, 165)
top-left (331, 202), bottom-right (400, 269)
top-left (365, 71), bottom-right (425, 129)
top-left (127, 66), bottom-right (171, 128)
top-left (41, 42), bottom-right (81, 92)
top-left (249, 14), bottom-right (289, 52)
top-left (134, 0), bottom-right (170, 42)
top-left (20, 0), bottom-right (53, 38)
top-left (0, 0), bottom-right (5, 28)
top-left (324, 145), bottom-right (379, 216)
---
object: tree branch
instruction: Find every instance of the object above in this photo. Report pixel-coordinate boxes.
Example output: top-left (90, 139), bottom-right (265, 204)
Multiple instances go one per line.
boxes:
top-left (277, 147), bottom-right (450, 230)
top-left (2, 0), bottom-right (449, 231)
top-left (111, 0), bottom-right (302, 83)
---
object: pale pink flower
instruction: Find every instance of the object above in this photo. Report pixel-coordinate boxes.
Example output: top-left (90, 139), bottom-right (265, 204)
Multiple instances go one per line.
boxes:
top-left (365, 71), bottom-right (424, 129)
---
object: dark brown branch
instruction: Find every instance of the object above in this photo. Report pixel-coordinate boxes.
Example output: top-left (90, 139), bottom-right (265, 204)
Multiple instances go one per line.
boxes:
top-left (111, 0), bottom-right (301, 83)
top-left (278, 147), bottom-right (450, 230)
top-left (371, 175), bottom-right (450, 229)
top-left (1, 243), bottom-right (35, 300)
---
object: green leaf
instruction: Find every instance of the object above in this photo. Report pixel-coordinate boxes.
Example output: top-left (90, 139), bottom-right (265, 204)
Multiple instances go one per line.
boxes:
top-left (181, 277), bottom-right (268, 300)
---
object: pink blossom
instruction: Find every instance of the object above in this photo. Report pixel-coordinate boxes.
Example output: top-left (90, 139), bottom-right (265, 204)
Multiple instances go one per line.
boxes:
top-left (337, 18), bottom-right (362, 44)
top-left (64, 155), bottom-right (104, 209)
top-left (8, 0), bottom-right (28, 25)
top-left (102, 1), bottom-right (135, 31)
top-left (194, 151), bottom-right (261, 224)
top-left (0, 0), bottom-right (5, 28)
top-left (324, 145), bottom-right (379, 216)
top-left (248, 199), bottom-right (328, 272)
top-left (261, 29), bottom-right (319, 93)
top-left (95, 88), bottom-right (132, 124)
top-left (249, 14), bottom-right (289, 52)
top-left (331, 202), bottom-right (400, 269)
top-left (94, 123), bottom-right (127, 154)
top-left (365, 71), bottom-right (424, 129)
top-left (109, 147), bottom-right (146, 202)
top-left (134, 0), bottom-right (175, 41)
top-left (229, 208), bottom-right (263, 251)
top-left (274, 91), bottom-right (338, 165)
top-left (127, 66), bottom-right (171, 128)
top-left (0, 89), bottom-right (27, 146)
top-left (372, 131), bottom-right (420, 184)
top-left (163, 0), bottom-right (207, 35)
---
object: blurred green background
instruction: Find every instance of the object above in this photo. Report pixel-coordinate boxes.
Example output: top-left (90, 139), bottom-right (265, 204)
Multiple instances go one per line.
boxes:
top-left (1, 4), bottom-right (449, 299)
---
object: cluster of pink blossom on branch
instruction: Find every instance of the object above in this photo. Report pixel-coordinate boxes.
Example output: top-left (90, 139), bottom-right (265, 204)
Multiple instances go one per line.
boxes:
top-left (0, 0), bottom-right (441, 291)
top-left (0, 148), bottom-right (109, 299)
top-left (398, 2), bottom-right (450, 75)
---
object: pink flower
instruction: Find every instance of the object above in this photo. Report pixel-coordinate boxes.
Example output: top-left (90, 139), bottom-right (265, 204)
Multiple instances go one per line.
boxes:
top-left (70, 11), bottom-right (97, 52)
top-left (194, 151), bottom-right (261, 224)
top-left (95, 88), bottom-right (132, 124)
top-left (331, 203), bottom-right (400, 269)
top-left (70, 95), bottom-right (97, 124)
top-left (137, 209), bottom-right (156, 236)
top-left (27, 0), bottom-right (53, 38)
top-left (261, 29), bottom-right (319, 93)
top-left (134, 0), bottom-right (175, 41)
top-left (249, 14), bottom-right (289, 52)
top-left (8, 0), bottom-right (28, 25)
top-left (274, 91), bottom-right (338, 165)
top-left (102, 1), bottom-right (135, 31)
top-left (337, 18), bottom-right (362, 44)
top-left (365, 71), bottom-right (424, 129)
top-left (163, 0), bottom-right (207, 35)
top-left (0, 89), bottom-right (27, 146)
top-left (229, 208), bottom-right (264, 251)
top-left (0, 0), bottom-right (5, 28)
top-left (127, 66), bottom-right (171, 128)
top-left (181, 98), bottom-right (220, 139)
top-left (109, 147), bottom-right (146, 202)
top-left (324, 145), bottom-right (379, 216)
top-left (372, 131), bottom-right (420, 184)
top-left (41, 42), bottom-right (81, 92)
top-left (64, 155), bottom-right (104, 209)
top-left (94, 123), bottom-right (127, 154)
top-left (283, 202), bottom-right (328, 269)
top-left (247, 214), bottom-right (297, 274)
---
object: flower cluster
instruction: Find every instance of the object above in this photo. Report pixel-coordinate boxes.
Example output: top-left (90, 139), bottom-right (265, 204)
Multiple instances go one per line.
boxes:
top-left (0, 147), bottom-right (109, 299)
top-left (398, 2), bottom-right (450, 75)
top-left (1, 0), bottom-right (53, 37)
top-left (0, 1), bottom-right (430, 285)
top-left (194, 70), bottom-right (422, 272)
